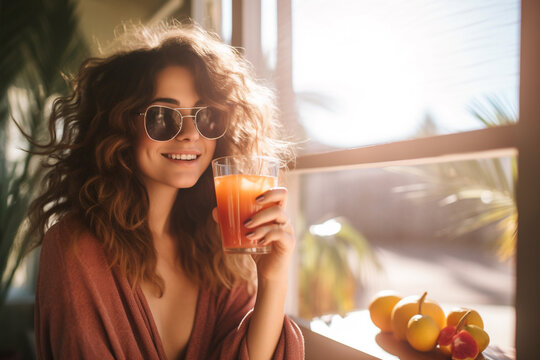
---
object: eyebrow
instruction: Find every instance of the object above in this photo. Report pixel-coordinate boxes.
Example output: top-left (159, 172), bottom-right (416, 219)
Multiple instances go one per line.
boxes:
top-left (150, 97), bottom-right (180, 105)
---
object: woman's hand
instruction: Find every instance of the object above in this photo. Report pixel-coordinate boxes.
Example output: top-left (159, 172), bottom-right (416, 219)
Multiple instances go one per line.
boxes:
top-left (244, 187), bottom-right (295, 282)
top-left (212, 187), bottom-right (295, 282)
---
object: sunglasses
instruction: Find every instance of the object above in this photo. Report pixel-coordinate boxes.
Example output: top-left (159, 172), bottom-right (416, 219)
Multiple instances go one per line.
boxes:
top-left (137, 105), bottom-right (227, 141)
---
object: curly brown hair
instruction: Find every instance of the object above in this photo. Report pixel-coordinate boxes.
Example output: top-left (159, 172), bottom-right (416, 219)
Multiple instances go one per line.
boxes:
top-left (27, 21), bottom-right (294, 295)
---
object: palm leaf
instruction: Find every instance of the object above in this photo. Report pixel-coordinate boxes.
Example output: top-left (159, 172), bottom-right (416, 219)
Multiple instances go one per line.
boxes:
top-left (388, 95), bottom-right (517, 261)
top-left (468, 95), bottom-right (517, 127)
top-left (0, 0), bottom-right (89, 311)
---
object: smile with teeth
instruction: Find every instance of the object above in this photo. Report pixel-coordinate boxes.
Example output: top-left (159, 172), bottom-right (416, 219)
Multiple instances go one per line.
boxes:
top-left (165, 153), bottom-right (199, 161)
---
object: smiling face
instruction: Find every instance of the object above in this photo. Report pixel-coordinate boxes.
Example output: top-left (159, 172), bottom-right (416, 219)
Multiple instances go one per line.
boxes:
top-left (135, 66), bottom-right (216, 191)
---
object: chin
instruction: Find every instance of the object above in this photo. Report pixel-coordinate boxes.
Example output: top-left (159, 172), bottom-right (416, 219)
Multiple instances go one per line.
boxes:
top-left (176, 183), bottom-right (197, 189)
top-left (173, 178), bottom-right (200, 189)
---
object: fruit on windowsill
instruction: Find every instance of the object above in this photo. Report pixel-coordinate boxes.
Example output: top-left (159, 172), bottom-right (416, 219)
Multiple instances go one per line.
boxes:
top-left (439, 310), bottom-right (490, 358)
top-left (368, 290), bottom-right (402, 332)
top-left (451, 330), bottom-right (479, 360)
top-left (407, 314), bottom-right (440, 351)
top-left (405, 292), bottom-right (440, 351)
top-left (446, 308), bottom-right (484, 329)
top-left (391, 291), bottom-right (445, 340)
top-left (463, 324), bottom-right (490, 353)
top-left (437, 325), bottom-right (456, 355)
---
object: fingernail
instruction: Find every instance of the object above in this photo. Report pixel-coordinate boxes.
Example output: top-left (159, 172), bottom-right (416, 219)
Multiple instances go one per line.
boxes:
top-left (244, 218), bottom-right (253, 227)
top-left (257, 238), bottom-right (265, 244)
top-left (245, 232), bottom-right (255, 238)
top-left (255, 195), bottom-right (265, 202)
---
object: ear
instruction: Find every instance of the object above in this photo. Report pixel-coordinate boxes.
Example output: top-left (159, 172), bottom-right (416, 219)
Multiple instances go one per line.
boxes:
top-left (212, 207), bottom-right (219, 224)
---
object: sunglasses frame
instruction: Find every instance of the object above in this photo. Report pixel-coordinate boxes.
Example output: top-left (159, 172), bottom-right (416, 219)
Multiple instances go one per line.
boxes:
top-left (137, 104), bottom-right (227, 142)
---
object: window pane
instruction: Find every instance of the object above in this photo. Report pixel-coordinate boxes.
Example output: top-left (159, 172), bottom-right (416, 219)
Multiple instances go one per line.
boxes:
top-left (292, 0), bottom-right (520, 153)
top-left (296, 156), bottom-right (516, 346)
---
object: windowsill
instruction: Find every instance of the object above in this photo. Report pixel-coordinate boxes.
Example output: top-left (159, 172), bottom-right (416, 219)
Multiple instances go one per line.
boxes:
top-left (306, 304), bottom-right (515, 360)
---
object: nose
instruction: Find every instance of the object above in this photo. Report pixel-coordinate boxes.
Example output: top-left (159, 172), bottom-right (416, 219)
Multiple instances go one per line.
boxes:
top-left (175, 116), bottom-right (200, 141)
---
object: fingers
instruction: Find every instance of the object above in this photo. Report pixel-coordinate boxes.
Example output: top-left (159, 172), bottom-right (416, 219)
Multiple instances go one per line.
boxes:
top-left (214, 187), bottom-right (293, 251)
top-left (244, 202), bottom-right (293, 251)
top-left (245, 222), bottom-right (294, 249)
top-left (244, 187), bottom-right (288, 227)
top-left (256, 187), bottom-right (288, 208)
top-left (244, 204), bottom-right (287, 228)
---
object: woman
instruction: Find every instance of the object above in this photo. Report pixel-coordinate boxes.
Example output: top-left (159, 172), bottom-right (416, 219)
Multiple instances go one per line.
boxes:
top-left (29, 22), bottom-right (303, 359)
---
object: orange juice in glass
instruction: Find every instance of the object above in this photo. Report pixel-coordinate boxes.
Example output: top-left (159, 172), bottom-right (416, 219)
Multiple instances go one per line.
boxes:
top-left (212, 156), bottom-right (280, 253)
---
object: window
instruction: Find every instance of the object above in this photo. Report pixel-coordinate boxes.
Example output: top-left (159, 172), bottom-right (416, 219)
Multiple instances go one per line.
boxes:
top-left (226, 0), bottom-right (537, 357)
top-left (285, 0), bottom-right (519, 327)
top-left (292, 0), bottom-right (520, 153)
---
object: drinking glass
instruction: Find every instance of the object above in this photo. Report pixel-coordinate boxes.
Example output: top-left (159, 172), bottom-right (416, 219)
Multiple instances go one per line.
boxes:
top-left (212, 155), bottom-right (280, 253)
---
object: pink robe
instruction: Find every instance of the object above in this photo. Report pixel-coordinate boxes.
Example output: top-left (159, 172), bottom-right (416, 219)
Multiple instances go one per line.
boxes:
top-left (34, 220), bottom-right (304, 359)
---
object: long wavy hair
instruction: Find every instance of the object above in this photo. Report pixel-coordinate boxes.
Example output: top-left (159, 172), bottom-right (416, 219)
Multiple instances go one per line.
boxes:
top-left (27, 21), bottom-right (294, 295)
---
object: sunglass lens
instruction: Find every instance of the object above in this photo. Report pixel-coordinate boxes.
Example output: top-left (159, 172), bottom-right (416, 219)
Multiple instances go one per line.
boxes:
top-left (195, 108), bottom-right (227, 139)
top-left (145, 106), bottom-right (181, 141)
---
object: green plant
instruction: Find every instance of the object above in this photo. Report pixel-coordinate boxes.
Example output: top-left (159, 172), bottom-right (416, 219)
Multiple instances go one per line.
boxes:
top-left (0, 0), bottom-right (88, 312)
top-left (449, 95), bottom-right (517, 259)
top-left (298, 216), bottom-right (380, 318)
top-left (391, 95), bottom-right (517, 260)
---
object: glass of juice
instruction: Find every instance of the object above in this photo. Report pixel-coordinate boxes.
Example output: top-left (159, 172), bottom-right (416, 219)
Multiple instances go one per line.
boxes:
top-left (212, 155), bottom-right (280, 254)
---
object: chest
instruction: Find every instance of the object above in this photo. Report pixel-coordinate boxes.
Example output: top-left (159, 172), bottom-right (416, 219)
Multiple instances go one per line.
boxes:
top-left (141, 263), bottom-right (199, 360)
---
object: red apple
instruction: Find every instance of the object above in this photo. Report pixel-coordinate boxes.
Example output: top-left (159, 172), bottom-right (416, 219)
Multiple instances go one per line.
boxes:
top-left (451, 330), bottom-right (479, 360)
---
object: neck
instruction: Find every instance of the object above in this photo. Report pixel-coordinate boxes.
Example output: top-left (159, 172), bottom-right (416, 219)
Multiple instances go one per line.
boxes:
top-left (145, 183), bottom-right (178, 239)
